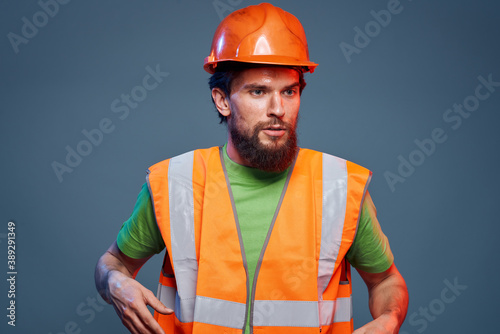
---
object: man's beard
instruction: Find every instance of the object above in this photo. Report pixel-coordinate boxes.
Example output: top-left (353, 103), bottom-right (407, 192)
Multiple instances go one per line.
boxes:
top-left (228, 116), bottom-right (298, 172)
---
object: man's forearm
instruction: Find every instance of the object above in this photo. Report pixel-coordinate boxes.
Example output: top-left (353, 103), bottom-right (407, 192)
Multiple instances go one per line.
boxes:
top-left (367, 268), bottom-right (409, 332)
top-left (94, 250), bottom-right (134, 303)
top-left (95, 241), bottom-right (152, 303)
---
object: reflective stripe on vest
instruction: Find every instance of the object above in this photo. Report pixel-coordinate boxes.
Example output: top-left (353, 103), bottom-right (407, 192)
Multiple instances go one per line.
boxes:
top-left (168, 151), bottom-right (197, 323)
top-left (318, 154), bottom-right (348, 326)
top-left (157, 284), bottom-right (176, 310)
top-left (319, 297), bottom-right (352, 326)
top-left (194, 296), bottom-right (246, 329)
top-left (156, 287), bottom-right (352, 327)
top-left (148, 147), bottom-right (371, 333)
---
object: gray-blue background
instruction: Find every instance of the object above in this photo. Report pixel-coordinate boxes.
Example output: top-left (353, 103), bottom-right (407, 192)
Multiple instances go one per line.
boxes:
top-left (1, 0), bottom-right (499, 333)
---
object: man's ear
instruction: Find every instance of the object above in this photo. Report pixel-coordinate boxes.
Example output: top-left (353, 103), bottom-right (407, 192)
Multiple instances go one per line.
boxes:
top-left (212, 88), bottom-right (231, 117)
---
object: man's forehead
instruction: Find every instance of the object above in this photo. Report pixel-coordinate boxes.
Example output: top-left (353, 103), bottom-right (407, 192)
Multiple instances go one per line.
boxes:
top-left (233, 66), bottom-right (300, 87)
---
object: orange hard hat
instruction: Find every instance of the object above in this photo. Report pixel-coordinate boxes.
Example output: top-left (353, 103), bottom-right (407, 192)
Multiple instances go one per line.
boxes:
top-left (204, 3), bottom-right (318, 74)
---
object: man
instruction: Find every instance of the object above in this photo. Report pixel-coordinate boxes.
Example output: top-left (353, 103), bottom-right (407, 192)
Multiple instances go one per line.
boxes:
top-left (95, 3), bottom-right (408, 334)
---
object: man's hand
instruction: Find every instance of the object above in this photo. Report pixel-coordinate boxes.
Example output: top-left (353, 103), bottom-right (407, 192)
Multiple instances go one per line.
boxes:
top-left (95, 241), bottom-right (173, 334)
top-left (107, 270), bottom-right (173, 334)
top-left (352, 313), bottom-right (399, 334)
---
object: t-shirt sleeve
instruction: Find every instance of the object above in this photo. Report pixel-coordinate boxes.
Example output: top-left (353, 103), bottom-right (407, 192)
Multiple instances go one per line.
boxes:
top-left (116, 182), bottom-right (166, 259)
top-left (346, 191), bottom-right (394, 273)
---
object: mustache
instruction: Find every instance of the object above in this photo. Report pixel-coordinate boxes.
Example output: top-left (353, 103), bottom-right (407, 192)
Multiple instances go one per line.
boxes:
top-left (255, 118), bottom-right (292, 130)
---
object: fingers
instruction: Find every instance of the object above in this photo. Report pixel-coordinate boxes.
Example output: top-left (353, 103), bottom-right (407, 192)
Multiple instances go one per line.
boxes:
top-left (115, 296), bottom-right (166, 334)
top-left (143, 288), bottom-right (174, 315)
top-left (121, 303), bottom-right (166, 334)
top-left (113, 303), bottom-right (145, 334)
top-left (107, 273), bottom-right (168, 334)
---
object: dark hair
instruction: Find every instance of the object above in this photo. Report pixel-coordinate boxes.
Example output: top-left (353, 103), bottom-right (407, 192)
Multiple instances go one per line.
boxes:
top-left (208, 62), bottom-right (307, 124)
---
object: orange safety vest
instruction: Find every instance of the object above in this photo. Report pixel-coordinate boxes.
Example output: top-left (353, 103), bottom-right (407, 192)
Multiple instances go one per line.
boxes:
top-left (146, 146), bottom-right (371, 334)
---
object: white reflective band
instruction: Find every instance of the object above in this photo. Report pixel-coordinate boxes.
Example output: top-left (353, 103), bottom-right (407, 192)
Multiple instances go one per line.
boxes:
top-left (157, 284), bottom-right (176, 310)
top-left (319, 297), bottom-right (352, 326)
top-left (175, 293), bottom-right (196, 324)
top-left (253, 300), bottom-right (319, 327)
top-left (168, 151), bottom-right (198, 323)
top-left (318, 154), bottom-right (348, 297)
top-left (194, 296), bottom-right (246, 329)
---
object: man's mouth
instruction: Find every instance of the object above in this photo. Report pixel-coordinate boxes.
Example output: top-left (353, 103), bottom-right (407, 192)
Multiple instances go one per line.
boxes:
top-left (262, 126), bottom-right (287, 137)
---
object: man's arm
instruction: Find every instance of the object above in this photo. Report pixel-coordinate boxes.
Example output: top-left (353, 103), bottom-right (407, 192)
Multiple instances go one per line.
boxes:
top-left (95, 241), bottom-right (173, 334)
top-left (353, 263), bottom-right (409, 334)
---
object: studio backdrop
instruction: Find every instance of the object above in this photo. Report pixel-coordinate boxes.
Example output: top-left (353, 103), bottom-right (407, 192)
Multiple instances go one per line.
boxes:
top-left (1, 0), bottom-right (499, 333)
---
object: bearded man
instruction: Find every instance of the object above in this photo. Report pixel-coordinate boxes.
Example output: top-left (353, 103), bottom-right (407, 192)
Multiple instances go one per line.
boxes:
top-left (95, 3), bottom-right (408, 334)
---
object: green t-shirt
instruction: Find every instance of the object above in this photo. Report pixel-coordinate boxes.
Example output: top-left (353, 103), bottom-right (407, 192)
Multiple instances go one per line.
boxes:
top-left (117, 147), bottom-right (394, 331)
top-left (221, 146), bottom-right (290, 334)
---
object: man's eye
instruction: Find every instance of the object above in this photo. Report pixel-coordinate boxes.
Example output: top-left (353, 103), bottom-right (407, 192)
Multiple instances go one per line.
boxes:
top-left (251, 90), bottom-right (264, 96)
top-left (284, 89), bottom-right (296, 96)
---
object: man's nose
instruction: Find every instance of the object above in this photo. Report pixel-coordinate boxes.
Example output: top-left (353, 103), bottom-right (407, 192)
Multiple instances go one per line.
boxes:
top-left (267, 91), bottom-right (285, 118)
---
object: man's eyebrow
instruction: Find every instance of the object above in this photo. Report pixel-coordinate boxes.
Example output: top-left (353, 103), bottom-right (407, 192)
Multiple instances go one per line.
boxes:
top-left (284, 82), bottom-right (300, 90)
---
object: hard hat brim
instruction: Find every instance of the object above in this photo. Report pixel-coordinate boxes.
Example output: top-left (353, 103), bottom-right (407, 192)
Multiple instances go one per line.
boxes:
top-left (204, 56), bottom-right (318, 74)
